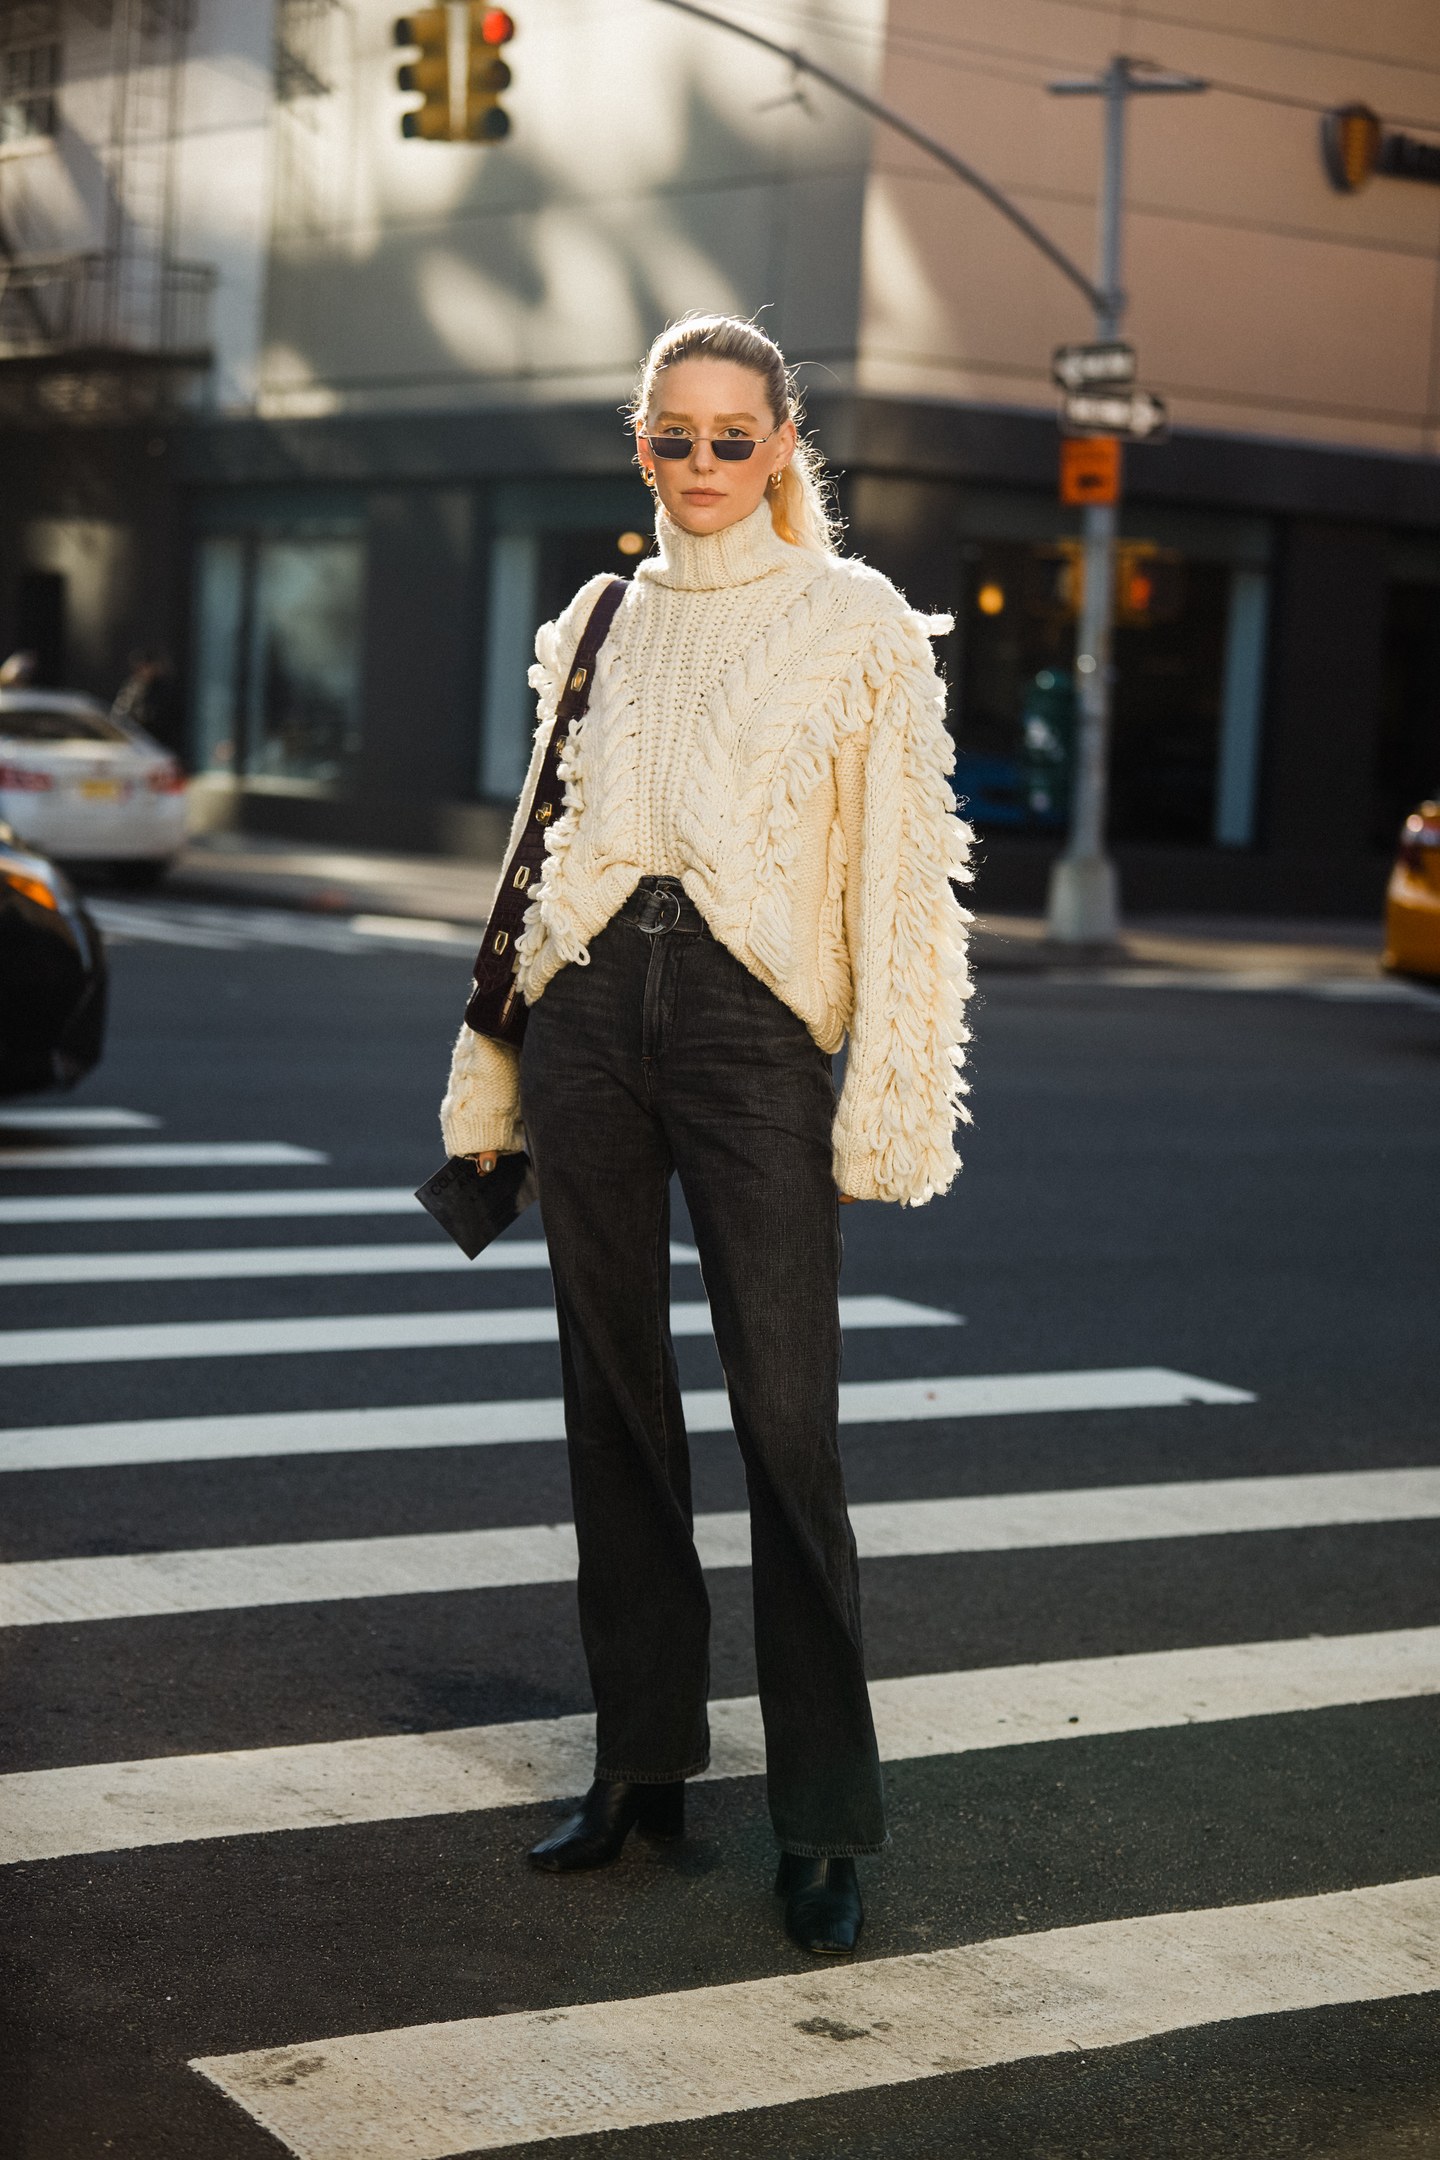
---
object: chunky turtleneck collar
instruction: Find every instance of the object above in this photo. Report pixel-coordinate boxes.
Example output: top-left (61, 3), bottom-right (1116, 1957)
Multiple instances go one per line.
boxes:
top-left (638, 497), bottom-right (808, 592)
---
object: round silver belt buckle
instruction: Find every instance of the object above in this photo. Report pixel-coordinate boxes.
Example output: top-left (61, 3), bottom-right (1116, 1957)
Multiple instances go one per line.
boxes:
top-left (639, 887), bottom-right (683, 935)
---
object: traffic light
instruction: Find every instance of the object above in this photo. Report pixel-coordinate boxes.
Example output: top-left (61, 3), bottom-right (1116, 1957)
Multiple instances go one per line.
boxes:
top-left (1024, 541), bottom-right (1084, 619)
top-left (1022, 541), bottom-right (1184, 624)
top-left (1115, 543), bottom-right (1184, 626)
top-left (395, 6), bottom-right (514, 141)
top-left (395, 8), bottom-right (451, 139)
top-left (465, 7), bottom-right (514, 141)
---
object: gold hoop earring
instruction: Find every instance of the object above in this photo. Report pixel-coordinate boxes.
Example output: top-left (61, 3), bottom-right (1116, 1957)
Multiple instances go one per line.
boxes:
top-left (768, 469), bottom-right (784, 490)
top-left (641, 467), bottom-right (657, 492)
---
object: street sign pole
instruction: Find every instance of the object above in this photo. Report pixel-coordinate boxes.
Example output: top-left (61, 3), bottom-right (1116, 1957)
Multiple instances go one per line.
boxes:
top-left (1046, 58), bottom-right (1206, 945)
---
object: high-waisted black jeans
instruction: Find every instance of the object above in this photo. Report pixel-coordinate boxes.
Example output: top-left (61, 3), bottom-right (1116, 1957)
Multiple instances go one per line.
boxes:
top-left (519, 877), bottom-right (886, 1857)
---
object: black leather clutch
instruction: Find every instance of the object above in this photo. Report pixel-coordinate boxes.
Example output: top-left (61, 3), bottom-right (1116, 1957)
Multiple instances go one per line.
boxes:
top-left (414, 1152), bottom-right (539, 1259)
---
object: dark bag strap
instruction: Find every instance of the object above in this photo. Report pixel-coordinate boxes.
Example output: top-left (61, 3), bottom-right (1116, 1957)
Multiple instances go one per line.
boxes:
top-left (464, 577), bottom-right (627, 1037)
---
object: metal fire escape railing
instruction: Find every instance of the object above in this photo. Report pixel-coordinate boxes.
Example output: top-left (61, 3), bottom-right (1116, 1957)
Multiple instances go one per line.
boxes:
top-left (0, 0), bottom-right (216, 406)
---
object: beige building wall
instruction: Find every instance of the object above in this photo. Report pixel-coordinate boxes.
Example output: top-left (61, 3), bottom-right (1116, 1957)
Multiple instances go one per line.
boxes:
top-left (860, 0), bottom-right (1440, 456)
top-left (258, 0), bottom-right (885, 421)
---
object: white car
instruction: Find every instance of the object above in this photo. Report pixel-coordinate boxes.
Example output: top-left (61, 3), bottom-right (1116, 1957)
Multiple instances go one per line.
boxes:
top-left (0, 689), bottom-right (187, 885)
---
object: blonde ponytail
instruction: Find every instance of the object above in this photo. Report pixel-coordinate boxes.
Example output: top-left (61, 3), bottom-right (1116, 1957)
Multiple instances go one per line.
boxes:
top-left (629, 314), bottom-right (840, 555)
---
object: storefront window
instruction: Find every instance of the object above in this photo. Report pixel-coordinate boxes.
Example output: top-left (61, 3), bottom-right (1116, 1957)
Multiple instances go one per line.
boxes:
top-left (245, 539), bottom-right (362, 785)
top-left (190, 522), bottom-right (363, 792)
top-left (1376, 548), bottom-right (1440, 843)
top-left (949, 496), bottom-right (1271, 849)
top-left (480, 477), bottom-right (652, 803)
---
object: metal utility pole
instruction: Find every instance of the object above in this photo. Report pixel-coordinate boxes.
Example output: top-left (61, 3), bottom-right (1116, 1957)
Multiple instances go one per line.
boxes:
top-left (1045, 58), bottom-right (1206, 945)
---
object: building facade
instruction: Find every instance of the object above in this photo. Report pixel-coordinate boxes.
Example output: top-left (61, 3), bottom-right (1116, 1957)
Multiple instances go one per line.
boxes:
top-left (3, 0), bottom-right (1439, 910)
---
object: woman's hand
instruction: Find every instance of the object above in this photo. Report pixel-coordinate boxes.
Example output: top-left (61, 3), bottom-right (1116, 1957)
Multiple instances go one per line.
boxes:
top-left (838, 1191), bottom-right (857, 1205)
top-left (468, 1152), bottom-right (499, 1176)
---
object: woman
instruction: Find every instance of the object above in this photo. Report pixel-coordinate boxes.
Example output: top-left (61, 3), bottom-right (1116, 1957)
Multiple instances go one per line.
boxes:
top-left (441, 314), bottom-right (973, 1956)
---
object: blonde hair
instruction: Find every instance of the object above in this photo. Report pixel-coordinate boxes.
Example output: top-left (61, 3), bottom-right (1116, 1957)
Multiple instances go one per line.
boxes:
top-left (629, 314), bottom-right (839, 554)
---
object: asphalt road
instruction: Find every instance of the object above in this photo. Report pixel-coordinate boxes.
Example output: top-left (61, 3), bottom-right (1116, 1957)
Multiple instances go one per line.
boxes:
top-left (2, 905), bottom-right (1438, 2159)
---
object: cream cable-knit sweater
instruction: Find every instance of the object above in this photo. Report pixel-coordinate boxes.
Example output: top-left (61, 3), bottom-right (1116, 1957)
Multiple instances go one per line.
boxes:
top-left (440, 498), bottom-right (974, 1205)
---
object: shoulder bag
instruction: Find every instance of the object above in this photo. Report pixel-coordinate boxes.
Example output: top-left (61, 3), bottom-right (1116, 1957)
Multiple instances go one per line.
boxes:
top-left (463, 576), bottom-right (627, 1046)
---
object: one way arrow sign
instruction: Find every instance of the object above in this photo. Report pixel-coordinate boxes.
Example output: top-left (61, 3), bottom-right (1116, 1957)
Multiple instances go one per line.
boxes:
top-left (1060, 387), bottom-right (1169, 442)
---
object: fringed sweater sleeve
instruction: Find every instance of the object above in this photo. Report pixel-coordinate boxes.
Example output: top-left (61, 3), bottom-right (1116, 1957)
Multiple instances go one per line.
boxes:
top-left (830, 609), bottom-right (975, 1206)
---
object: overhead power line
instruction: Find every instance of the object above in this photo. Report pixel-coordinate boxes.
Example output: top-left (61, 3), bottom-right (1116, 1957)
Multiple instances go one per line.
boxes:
top-left (646, 0), bottom-right (1104, 309)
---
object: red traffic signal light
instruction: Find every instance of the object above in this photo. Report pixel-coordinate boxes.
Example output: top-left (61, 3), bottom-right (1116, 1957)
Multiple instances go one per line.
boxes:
top-left (464, 2), bottom-right (514, 139)
top-left (1115, 543), bottom-right (1184, 626)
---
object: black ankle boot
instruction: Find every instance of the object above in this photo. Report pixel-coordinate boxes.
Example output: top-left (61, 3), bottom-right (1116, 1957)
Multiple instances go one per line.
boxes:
top-left (527, 1779), bottom-right (685, 1872)
top-left (775, 1853), bottom-right (864, 1955)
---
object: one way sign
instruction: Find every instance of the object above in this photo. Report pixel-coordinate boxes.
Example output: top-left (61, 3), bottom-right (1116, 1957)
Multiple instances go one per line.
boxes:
top-left (1052, 341), bottom-right (1136, 391)
top-left (1060, 387), bottom-right (1169, 441)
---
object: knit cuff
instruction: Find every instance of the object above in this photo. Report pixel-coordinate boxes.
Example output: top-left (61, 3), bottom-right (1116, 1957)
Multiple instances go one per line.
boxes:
top-left (439, 1027), bottom-right (524, 1158)
top-left (832, 1110), bottom-right (956, 1207)
top-left (831, 1129), bottom-right (887, 1205)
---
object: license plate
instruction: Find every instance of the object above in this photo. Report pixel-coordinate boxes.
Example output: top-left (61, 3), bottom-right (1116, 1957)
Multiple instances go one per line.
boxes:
top-left (79, 778), bottom-right (125, 800)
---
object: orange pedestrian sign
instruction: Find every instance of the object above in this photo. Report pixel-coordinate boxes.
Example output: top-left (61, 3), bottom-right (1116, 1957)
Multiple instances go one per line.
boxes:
top-left (1060, 435), bottom-right (1122, 506)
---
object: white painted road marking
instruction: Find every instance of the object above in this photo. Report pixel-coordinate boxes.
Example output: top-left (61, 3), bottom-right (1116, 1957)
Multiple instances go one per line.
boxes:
top-left (0, 1189), bottom-right (421, 1225)
top-left (88, 899), bottom-right (480, 955)
top-left (6, 1629), bottom-right (1437, 1864)
top-left (0, 1294), bottom-right (956, 1370)
top-left (2, 1470), bottom-right (1430, 1626)
top-left (194, 1876), bottom-right (1440, 2157)
top-left (0, 1108), bottom-right (161, 1131)
top-left (0, 1241), bottom-right (701, 1288)
top-left (0, 1143), bottom-right (326, 1170)
top-left (0, 1368), bottom-right (1252, 1472)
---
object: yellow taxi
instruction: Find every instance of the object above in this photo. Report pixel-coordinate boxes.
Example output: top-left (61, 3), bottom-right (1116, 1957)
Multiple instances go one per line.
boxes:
top-left (1384, 798), bottom-right (1440, 979)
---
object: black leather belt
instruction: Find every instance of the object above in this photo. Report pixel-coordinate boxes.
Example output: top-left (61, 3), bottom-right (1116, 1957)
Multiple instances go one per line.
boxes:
top-left (626, 877), bottom-right (708, 937)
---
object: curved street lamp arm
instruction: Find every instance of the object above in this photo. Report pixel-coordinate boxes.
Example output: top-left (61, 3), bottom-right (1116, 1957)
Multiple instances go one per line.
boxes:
top-left (647, 0), bottom-right (1105, 313)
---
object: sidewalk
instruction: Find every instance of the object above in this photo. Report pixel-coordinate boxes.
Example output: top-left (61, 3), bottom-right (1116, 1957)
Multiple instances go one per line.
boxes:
top-left (166, 833), bottom-right (1392, 983)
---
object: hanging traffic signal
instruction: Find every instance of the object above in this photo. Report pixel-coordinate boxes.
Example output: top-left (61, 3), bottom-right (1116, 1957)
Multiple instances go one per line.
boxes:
top-left (1115, 543), bottom-right (1185, 626)
top-left (465, 6), bottom-right (514, 139)
top-left (395, 6), bottom-right (514, 141)
top-left (395, 8), bottom-right (451, 139)
top-left (1024, 541), bottom-right (1085, 619)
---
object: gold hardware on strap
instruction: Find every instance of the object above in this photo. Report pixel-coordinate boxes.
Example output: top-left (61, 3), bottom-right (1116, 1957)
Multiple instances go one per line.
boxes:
top-left (535, 801), bottom-right (553, 822)
top-left (570, 666), bottom-right (587, 691)
top-left (512, 864), bottom-right (530, 889)
top-left (492, 929), bottom-right (509, 955)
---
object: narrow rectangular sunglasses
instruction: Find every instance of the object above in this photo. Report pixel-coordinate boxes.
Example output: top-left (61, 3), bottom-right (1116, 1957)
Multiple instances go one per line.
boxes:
top-left (642, 428), bottom-right (779, 462)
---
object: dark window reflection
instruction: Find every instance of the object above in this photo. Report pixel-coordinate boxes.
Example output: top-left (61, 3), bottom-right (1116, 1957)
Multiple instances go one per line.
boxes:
top-left (955, 539), bottom-right (1228, 846)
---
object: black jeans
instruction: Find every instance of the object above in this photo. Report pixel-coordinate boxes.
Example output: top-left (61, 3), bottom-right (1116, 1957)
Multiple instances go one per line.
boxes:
top-left (520, 877), bottom-right (886, 1856)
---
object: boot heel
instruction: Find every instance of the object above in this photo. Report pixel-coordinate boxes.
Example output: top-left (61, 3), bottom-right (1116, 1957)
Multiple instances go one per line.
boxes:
top-left (634, 1781), bottom-right (685, 1841)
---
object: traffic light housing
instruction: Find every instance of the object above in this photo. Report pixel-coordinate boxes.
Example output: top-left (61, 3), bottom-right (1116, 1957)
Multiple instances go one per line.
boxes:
top-left (1115, 543), bottom-right (1184, 626)
top-left (395, 6), bottom-right (514, 141)
top-left (1022, 540), bottom-right (1185, 625)
top-left (395, 8), bottom-right (451, 140)
top-left (1023, 541), bottom-right (1084, 619)
top-left (466, 7), bottom-right (514, 141)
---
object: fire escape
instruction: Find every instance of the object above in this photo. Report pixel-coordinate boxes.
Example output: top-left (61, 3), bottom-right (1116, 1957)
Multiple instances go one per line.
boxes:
top-left (0, 0), bottom-right (215, 421)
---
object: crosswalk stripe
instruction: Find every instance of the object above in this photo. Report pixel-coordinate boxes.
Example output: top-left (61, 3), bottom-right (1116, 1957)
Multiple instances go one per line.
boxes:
top-left (0, 1142), bottom-right (326, 1170)
top-left (0, 1107), bottom-right (161, 1131)
top-left (190, 1873), bottom-right (1440, 2158)
top-left (0, 1241), bottom-right (702, 1287)
top-left (6, 1628), bottom-right (1436, 1865)
top-left (0, 1369), bottom-right (1255, 1472)
top-left (3, 1470), bottom-right (1431, 1626)
top-left (0, 1293), bottom-right (956, 1370)
top-left (0, 1188), bottom-right (421, 1225)
top-left (88, 900), bottom-right (479, 955)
